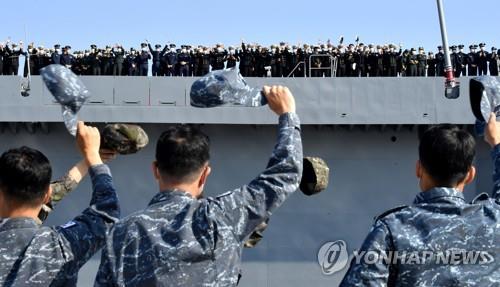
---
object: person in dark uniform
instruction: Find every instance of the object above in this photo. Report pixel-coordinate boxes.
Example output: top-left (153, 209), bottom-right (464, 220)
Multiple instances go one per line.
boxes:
top-left (51, 44), bottom-right (62, 65)
top-left (60, 46), bottom-right (76, 72)
top-left (289, 45), bottom-right (301, 77)
top-left (407, 48), bottom-right (418, 77)
top-left (5, 42), bottom-right (25, 76)
top-left (489, 47), bottom-right (499, 76)
top-left (320, 44), bottom-right (332, 77)
top-left (78, 50), bottom-right (90, 75)
top-left (200, 48), bottom-right (211, 76)
top-left (450, 46), bottom-right (458, 75)
top-left (455, 45), bottom-right (467, 77)
top-left (0, 42), bottom-right (5, 75)
top-left (278, 43), bottom-right (290, 77)
top-left (341, 121), bottom-right (500, 286)
top-left (369, 46), bottom-right (382, 77)
top-left (41, 47), bottom-right (52, 70)
top-left (301, 44), bottom-right (311, 77)
top-left (384, 44), bottom-right (400, 77)
top-left (138, 43), bottom-right (151, 76)
top-left (190, 47), bottom-right (202, 76)
top-left (24, 43), bottom-right (38, 76)
top-left (253, 47), bottom-right (266, 77)
top-left (345, 44), bottom-right (357, 77)
top-left (239, 42), bottom-right (254, 77)
top-left (72, 52), bottom-right (83, 75)
top-left (148, 42), bottom-right (167, 76)
top-left (336, 45), bottom-right (346, 77)
top-left (95, 86), bottom-right (302, 287)
top-left (164, 44), bottom-right (178, 76)
top-left (268, 45), bottom-right (279, 77)
top-left (176, 46), bottom-right (191, 77)
top-left (427, 52), bottom-right (436, 77)
top-left (478, 43), bottom-right (489, 76)
top-left (435, 46), bottom-right (445, 76)
top-left (358, 46), bottom-right (369, 77)
top-left (417, 47), bottom-right (427, 77)
top-left (100, 46), bottom-right (114, 76)
top-left (89, 45), bottom-right (101, 76)
top-left (210, 45), bottom-right (227, 71)
top-left (126, 49), bottom-right (138, 76)
top-left (112, 45), bottom-right (125, 76)
top-left (0, 122), bottom-right (120, 286)
top-left (311, 46), bottom-right (324, 77)
top-left (468, 45), bottom-right (479, 76)
top-left (399, 49), bottom-right (408, 77)
top-left (226, 46), bottom-right (239, 69)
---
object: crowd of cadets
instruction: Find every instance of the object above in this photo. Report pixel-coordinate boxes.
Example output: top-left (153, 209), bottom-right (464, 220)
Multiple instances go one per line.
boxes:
top-left (0, 40), bottom-right (499, 77)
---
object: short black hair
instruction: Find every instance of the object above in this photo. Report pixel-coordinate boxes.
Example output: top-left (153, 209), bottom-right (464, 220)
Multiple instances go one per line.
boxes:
top-left (156, 125), bottom-right (210, 183)
top-left (419, 124), bottom-right (475, 187)
top-left (0, 146), bottom-right (52, 206)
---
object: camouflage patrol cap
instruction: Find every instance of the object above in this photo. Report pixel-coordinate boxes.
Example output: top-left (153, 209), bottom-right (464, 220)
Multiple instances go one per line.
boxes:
top-left (244, 219), bottom-right (269, 248)
top-left (300, 157), bottom-right (330, 196)
top-left (101, 124), bottom-right (149, 155)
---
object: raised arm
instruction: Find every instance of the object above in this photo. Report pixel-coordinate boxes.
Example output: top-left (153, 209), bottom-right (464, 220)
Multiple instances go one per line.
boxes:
top-left (40, 150), bottom-right (117, 221)
top-left (209, 86), bottom-right (303, 242)
top-left (56, 122), bottom-right (120, 271)
top-left (485, 113), bottom-right (500, 200)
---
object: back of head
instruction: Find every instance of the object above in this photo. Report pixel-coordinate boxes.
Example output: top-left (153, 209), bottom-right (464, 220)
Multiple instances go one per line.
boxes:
top-left (156, 125), bottom-right (210, 184)
top-left (419, 124), bottom-right (475, 187)
top-left (0, 146), bottom-right (52, 206)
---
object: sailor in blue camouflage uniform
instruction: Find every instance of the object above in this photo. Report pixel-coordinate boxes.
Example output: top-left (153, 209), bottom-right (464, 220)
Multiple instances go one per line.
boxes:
top-left (341, 116), bottom-right (500, 286)
top-left (95, 85), bottom-right (302, 286)
top-left (0, 122), bottom-right (120, 286)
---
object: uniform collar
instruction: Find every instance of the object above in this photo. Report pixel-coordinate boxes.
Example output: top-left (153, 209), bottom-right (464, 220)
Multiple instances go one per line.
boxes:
top-left (0, 217), bottom-right (40, 232)
top-left (414, 187), bottom-right (466, 205)
top-left (148, 189), bottom-right (194, 206)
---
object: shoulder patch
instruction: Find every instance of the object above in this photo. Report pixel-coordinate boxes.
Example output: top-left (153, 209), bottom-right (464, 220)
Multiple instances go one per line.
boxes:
top-left (60, 221), bottom-right (77, 229)
top-left (472, 192), bottom-right (490, 204)
top-left (374, 205), bottom-right (409, 221)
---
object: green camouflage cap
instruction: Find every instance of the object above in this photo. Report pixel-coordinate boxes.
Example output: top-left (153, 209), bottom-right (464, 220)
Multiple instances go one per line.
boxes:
top-left (244, 219), bottom-right (269, 248)
top-left (300, 157), bottom-right (330, 196)
top-left (101, 124), bottom-right (149, 155)
top-left (38, 175), bottom-right (79, 221)
top-left (244, 157), bottom-right (329, 248)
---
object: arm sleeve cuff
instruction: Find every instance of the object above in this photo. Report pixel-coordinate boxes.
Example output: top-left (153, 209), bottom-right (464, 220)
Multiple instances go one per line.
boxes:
top-left (89, 164), bottom-right (111, 178)
top-left (279, 112), bottom-right (301, 129)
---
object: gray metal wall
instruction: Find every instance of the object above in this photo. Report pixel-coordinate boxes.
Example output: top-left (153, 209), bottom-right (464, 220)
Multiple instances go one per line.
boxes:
top-left (0, 123), bottom-right (494, 286)
top-left (0, 76), bottom-right (494, 124)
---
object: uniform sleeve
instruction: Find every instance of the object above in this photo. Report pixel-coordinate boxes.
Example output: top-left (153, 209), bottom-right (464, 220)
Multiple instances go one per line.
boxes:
top-left (491, 144), bottom-right (500, 200)
top-left (56, 164), bottom-right (120, 270)
top-left (94, 248), bottom-right (114, 287)
top-left (340, 220), bottom-right (395, 287)
top-left (208, 112), bottom-right (303, 243)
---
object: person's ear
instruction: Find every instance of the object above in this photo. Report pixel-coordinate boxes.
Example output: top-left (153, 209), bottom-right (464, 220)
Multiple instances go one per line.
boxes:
top-left (464, 166), bottom-right (477, 185)
top-left (416, 160), bottom-right (423, 179)
top-left (43, 185), bottom-right (52, 205)
top-left (198, 165), bottom-right (211, 188)
top-left (152, 161), bottom-right (160, 181)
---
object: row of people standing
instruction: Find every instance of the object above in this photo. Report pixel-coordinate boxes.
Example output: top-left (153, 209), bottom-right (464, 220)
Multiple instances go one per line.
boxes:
top-left (1, 41), bottom-right (499, 77)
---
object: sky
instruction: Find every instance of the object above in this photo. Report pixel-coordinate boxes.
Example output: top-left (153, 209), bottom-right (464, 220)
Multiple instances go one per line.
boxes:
top-left (1, 0), bottom-right (498, 51)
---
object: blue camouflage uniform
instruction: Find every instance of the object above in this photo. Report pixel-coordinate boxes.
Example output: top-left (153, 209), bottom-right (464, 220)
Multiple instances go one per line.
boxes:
top-left (0, 164), bottom-right (120, 286)
top-left (340, 145), bottom-right (500, 286)
top-left (94, 112), bottom-right (303, 287)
